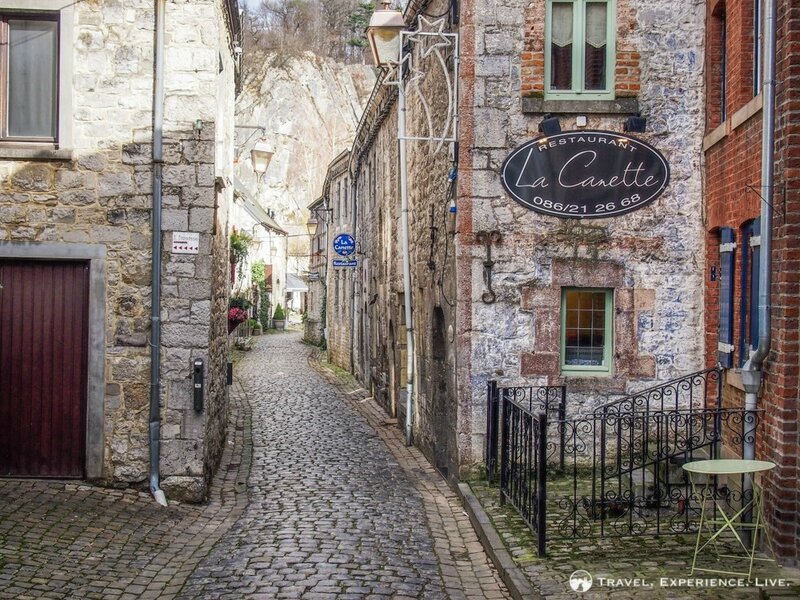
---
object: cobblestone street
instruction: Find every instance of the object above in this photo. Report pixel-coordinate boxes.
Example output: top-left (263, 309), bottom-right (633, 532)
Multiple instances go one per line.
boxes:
top-left (0, 332), bottom-right (508, 599)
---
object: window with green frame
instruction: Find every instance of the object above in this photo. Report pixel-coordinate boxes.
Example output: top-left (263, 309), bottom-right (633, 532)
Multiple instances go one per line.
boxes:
top-left (545, 0), bottom-right (616, 99)
top-left (561, 288), bottom-right (613, 373)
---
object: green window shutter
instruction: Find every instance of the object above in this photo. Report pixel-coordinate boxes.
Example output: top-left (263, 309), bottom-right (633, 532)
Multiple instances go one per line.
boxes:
top-left (718, 227), bottom-right (736, 368)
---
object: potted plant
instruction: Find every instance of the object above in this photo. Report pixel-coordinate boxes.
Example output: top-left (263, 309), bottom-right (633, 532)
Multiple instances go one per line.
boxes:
top-left (272, 303), bottom-right (286, 330)
top-left (249, 318), bottom-right (262, 336)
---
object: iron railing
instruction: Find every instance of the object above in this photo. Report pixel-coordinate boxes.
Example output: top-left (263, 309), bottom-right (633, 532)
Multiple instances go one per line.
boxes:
top-left (487, 369), bottom-right (759, 557)
top-left (486, 381), bottom-right (565, 480)
top-left (499, 395), bottom-right (547, 556)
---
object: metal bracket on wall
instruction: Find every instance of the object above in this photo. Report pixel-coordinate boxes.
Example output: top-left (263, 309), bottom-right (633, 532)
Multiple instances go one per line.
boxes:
top-left (476, 230), bottom-right (502, 304)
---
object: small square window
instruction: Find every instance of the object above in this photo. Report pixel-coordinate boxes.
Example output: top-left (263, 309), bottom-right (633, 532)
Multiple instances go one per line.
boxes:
top-left (561, 288), bottom-right (613, 373)
top-left (545, 0), bottom-right (616, 100)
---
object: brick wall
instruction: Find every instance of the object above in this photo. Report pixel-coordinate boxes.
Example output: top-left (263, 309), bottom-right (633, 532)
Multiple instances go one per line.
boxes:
top-left (521, 0), bottom-right (640, 98)
top-left (704, 0), bottom-right (800, 562)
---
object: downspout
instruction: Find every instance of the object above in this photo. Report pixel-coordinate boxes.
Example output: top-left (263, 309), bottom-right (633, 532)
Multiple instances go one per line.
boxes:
top-left (398, 55), bottom-right (415, 447)
top-left (349, 173), bottom-right (358, 374)
top-left (324, 200), bottom-right (331, 344)
top-left (149, 0), bottom-right (168, 507)
top-left (741, 0), bottom-right (776, 523)
top-left (741, 0), bottom-right (776, 439)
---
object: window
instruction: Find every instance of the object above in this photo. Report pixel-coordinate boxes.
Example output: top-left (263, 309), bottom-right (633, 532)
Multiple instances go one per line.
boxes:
top-left (545, 0), bottom-right (615, 99)
top-left (561, 288), bottom-right (613, 373)
top-left (738, 219), bottom-right (760, 366)
top-left (711, 3), bottom-right (728, 122)
top-left (0, 2), bottom-right (72, 155)
top-left (343, 177), bottom-right (349, 219)
top-left (336, 181), bottom-right (341, 223)
top-left (1, 13), bottom-right (58, 141)
top-left (717, 227), bottom-right (735, 368)
top-left (753, 0), bottom-right (762, 96)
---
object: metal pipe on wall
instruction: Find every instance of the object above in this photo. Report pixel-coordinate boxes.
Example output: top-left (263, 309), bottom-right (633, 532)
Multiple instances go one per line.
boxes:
top-left (398, 47), bottom-right (416, 447)
top-left (741, 0), bottom-right (777, 529)
top-left (149, 0), bottom-right (167, 507)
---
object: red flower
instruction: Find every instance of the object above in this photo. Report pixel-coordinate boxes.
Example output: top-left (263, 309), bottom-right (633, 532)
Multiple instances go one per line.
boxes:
top-left (228, 307), bottom-right (247, 323)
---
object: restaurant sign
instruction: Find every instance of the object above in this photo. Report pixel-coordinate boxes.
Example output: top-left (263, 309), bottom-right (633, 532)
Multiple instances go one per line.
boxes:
top-left (500, 130), bottom-right (670, 219)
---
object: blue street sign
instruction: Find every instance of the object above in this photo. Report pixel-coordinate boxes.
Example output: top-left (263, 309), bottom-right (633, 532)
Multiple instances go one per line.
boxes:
top-left (332, 258), bottom-right (357, 268)
top-left (333, 233), bottom-right (356, 257)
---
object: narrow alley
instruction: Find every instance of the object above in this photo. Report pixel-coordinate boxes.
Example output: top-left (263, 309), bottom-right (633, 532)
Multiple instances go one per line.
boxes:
top-left (0, 332), bottom-right (509, 600)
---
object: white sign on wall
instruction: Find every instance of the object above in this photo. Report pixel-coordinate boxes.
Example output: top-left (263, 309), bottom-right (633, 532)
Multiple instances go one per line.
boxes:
top-left (171, 231), bottom-right (200, 254)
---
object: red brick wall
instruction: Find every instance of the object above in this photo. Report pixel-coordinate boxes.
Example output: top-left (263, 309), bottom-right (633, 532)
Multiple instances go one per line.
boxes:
top-left (521, 0), bottom-right (639, 97)
top-left (705, 0), bottom-right (800, 562)
top-left (760, 0), bottom-right (800, 561)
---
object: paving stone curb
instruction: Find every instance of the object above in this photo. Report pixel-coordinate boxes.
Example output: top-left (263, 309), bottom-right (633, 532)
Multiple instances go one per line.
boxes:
top-left (457, 483), bottom-right (540, 600)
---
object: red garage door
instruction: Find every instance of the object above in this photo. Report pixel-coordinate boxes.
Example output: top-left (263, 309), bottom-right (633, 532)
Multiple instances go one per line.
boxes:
top-left (0, 260), bottom-right (89, 478)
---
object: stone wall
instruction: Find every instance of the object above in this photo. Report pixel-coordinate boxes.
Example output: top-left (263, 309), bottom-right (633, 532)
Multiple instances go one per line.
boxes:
top-left (0, 0), bottom-right (237, 501)
top-left (344, 0), bottom-right (461, 479)
top-left (456, 0), bottom-right (707, 472)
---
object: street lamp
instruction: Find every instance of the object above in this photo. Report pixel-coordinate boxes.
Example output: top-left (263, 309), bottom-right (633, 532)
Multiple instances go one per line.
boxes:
top-left (366, 1), bottom-right (404, 68)
top-left (251, 141), bottom-right (274, 176)
top-left (306, 215), bottom-right (319, 237)
top-left (306, 207), bottom-right (333, 237)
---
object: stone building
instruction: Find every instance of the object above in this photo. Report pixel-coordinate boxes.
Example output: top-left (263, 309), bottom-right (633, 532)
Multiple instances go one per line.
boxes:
top-left (320, 151), bottom-right (356, 369)
top-left (0, 0), bottom-right (240, 503)
top-left (704, 0), bottom-right (800, 562)
top-left (305, 196), bottom-right (329, 346)
top-left (325, 0), bottom-right (707, 483)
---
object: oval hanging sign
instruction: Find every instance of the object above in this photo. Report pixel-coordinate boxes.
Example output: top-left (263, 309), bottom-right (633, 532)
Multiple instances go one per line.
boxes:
top-left (500, 130), bottom-right (670, 219)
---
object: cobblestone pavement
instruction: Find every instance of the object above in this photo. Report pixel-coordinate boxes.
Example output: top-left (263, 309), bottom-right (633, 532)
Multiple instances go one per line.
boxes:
top-left (0, 379), bottom-right (251, 600)
top-left (470, 481), bottom-right (800, 599)
top-left (178, 332), bottom-right (509, 599)
top-left (1, 331), bottom-right (508, 599)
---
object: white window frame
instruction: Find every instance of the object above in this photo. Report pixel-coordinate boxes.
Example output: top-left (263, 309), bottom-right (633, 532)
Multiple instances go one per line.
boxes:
top-left (0, 0), bottom-right (73, 158)
top-left (544, 0), bottom-right (616, 100)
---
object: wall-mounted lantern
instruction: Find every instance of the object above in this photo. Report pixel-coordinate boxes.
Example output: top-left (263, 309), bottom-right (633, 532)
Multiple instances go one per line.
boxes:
top-left (367, 1), bottom-right (405, 68)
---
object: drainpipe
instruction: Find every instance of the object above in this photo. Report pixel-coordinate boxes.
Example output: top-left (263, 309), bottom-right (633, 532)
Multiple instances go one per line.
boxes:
top-left (399, 59), bottom-right (415, 447)
top-left (741, 0), bottom-right (776, 521)
top-left (349, 173), bottom-right (358, 375)
top-left (149, 0), bottom-right (168, 507)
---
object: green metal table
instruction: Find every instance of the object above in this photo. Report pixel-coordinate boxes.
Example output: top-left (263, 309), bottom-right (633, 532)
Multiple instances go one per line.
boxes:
top-left (683, 459), bottom-right (776, 581)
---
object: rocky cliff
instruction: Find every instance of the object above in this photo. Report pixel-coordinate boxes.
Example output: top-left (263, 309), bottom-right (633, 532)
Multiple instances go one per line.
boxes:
top-left (236, 52), bottom-right (375, 270)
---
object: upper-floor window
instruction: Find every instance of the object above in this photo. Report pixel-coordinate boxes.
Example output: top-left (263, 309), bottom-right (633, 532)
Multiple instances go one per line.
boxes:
top-left (0, 2), bottom-right (73, 156)
top-left (545, 0), bottom-right (615, 99)
top-left (753, 0), bottom-right (762, 96)
top-left (343, 177), bottom-right (349, 220)
top-left (1, 12), bottom-right (58, 142)
top-left (336, 181), bottom-right (342, 223)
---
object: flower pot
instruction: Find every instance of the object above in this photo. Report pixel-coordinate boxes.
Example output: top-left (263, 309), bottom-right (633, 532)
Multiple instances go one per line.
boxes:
top-left (228, 320), bottom-right (241, 334)
top-left (273, 319), bottom-right (286, 330)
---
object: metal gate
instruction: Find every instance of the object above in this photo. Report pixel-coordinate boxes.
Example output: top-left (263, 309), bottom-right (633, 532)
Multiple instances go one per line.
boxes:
top-left (0, 260), bottom-right (90, 478)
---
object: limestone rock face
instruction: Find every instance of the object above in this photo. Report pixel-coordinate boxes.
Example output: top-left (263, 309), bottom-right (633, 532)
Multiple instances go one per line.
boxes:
top-left (236, 52), bottom-right (375, 272)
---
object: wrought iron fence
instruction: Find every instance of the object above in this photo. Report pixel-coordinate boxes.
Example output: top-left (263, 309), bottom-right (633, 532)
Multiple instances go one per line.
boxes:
top-left (499, 395), bottom-right (547, 556)
top-left (487, 368), bottom-right (760, 557)
top-left (486, 381), bottom-right (565, 480)
top-left (551, 407), bottom-right (758, 543)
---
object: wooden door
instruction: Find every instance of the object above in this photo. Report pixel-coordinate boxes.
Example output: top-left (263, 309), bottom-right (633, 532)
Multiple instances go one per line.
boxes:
top-left (0, 260), bottom-right (89, 478)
